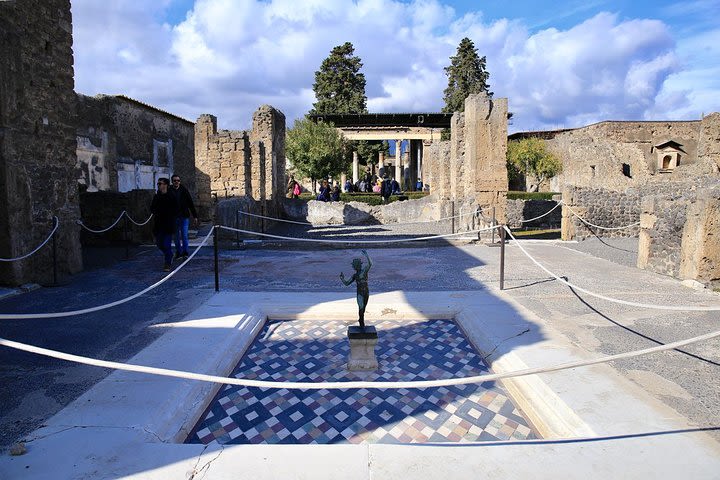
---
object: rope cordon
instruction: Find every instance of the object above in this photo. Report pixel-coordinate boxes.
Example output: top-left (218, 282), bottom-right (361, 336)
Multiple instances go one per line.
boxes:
top-left (239, 207), bottom-right (487, 227)
top-left (0, 228), bottom-right (214, 319)
top-left (564, 203), bottom-right (640, 231)
top-left (221, 224), bottom-right (499, 244)
top-left (0, 328), bottom-right (717, 390)
top-left (77, 211), bottom-right (126, 233)
top-left (0, 216), bottom-right (58, 262)
top-left (503, 226), bottom-right (720, 311)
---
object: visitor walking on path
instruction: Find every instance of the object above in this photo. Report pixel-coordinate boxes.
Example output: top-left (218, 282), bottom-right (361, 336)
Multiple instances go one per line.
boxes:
top-left (169, 174), bottom-right (198, 259)
top-left (151, 178), bottom-right (179, 272)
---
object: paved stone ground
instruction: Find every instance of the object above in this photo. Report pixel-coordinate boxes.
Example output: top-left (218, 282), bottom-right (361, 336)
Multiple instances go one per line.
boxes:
top-left (0, 223), bottom-right (718, 451)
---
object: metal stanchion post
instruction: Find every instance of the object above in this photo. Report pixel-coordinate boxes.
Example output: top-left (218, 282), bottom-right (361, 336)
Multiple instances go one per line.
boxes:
top-left (499, 225), bottom-right (506, 290)
top-left (213, 225), bottom-right (219, 292)
top-left (491, 206), bottom-right (496, 244)
top-left (235, 210), bottom-right (240, 248)
top-left (124, 214), bottom-right (130, 259)
top-left (52, 218), bottom-right (58, 285)
top-left (451, 201), bottom-right (455, 235)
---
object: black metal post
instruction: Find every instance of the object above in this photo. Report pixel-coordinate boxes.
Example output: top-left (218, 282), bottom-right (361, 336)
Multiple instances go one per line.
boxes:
top-left (491, 206), bottom-right (496, 244)
top-left (261, 202), bottom-right (265, 234)
top-left (124, 214), bottom-right (130, 259)
top-left (235, 210), bottom-right (240, 248)
top-left (52, 218), bottom-right (58, 285)
top-left (213, 225), bottom-right (219, 292)
top-left (451, 201), bottom-right (455, 234)
top-left (499, 225), bottom-right (506, 290)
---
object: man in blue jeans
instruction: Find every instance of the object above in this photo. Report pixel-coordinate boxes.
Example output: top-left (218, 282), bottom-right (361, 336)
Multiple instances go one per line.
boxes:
top-left (169, 174), bottom-right (198, 259)
top-left (150, 178), bottom-right (178, 271)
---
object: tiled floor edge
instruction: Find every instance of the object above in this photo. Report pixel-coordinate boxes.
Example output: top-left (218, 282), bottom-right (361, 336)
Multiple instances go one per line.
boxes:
top-left (452, 308), bottom-right (594, 439)
top-left (160, 306), bottom-right (269, 443)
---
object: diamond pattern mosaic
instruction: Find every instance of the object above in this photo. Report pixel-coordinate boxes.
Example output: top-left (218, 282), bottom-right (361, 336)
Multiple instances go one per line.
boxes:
top-left (186, 318), bottom-right (537, 445)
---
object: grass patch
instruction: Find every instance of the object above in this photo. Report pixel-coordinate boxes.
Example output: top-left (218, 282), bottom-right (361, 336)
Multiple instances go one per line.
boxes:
top-left (507, 191), bottom-right (560, 200)
top-left (299, 191), bottom-right (428, 206)
top-left (510, 228), bottom-right (561, 239)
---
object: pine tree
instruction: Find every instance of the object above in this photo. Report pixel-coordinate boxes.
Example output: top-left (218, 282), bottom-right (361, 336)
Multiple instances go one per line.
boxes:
top-left (310, 42), bottom-right (367, 115)
top-left (442, 37), bottom-right (492, 114)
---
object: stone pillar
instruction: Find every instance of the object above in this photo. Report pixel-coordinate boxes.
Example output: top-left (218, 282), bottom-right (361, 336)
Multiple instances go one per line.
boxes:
top-left (251, 105), bottom-right (286, 219)
top-left (352, 150), bottom-right (359, 184)
top-left (379, 151), bottom-right (386, 177)
top-left (417, 142), bottom-right (423, 184)
top-left (194, 114), bottom-right (217, 220)
top-left (395, 140), bottom-right (402, 181)
top-left (463, 93), bottom-right (509, 222)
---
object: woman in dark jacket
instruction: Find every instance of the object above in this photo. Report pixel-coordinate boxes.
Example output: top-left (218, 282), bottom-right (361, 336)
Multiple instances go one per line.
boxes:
top-left (151, 178), bottom-right (179, 271)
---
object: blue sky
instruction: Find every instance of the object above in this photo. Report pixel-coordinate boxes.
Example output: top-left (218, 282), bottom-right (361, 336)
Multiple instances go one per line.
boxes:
top-left (71, 0), bottom-right (720, 132)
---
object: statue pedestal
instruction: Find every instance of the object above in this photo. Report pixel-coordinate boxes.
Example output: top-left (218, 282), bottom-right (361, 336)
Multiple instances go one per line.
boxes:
top-left (347, 326), bottom-right (378, 371)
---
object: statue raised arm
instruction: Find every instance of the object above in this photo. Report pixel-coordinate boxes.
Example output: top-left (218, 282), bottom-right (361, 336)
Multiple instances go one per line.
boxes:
top-left (340, 250), bottom-right (372, 329)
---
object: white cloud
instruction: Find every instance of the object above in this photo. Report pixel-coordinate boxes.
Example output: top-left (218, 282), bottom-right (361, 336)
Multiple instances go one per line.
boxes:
top-left (71, 1), bottom-right (720, 132)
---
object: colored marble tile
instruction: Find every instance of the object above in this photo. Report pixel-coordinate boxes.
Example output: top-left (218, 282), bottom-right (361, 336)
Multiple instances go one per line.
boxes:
top-left (187, 318), bottom-right (538, 445)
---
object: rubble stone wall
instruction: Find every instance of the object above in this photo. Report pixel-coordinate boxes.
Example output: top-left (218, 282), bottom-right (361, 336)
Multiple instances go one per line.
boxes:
top-left (561, 187), bottom-right (641, 240)
top-left (638, 182), bottom-right (720, 284)
top-left (0, 0), bottom-right (82, 285)
top-left (534, 120), bottom-right (705, 192)
top-left (195, 106), bottom-right (286, 222)
top-left (506, 199), bottom-right (561, 229)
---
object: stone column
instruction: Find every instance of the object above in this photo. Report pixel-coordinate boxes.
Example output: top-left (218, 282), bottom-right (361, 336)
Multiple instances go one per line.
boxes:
top-left (417, 142), bottom-right (423, 183)
top-left (352, 151), bottom-right (359, 184)
top-left (395, 139), bottom-right (402, 181)
top-left (379, 151), bottom-right (386, 177)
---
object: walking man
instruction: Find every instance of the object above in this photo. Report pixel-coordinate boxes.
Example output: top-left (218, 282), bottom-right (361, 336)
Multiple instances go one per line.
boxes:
top-left (169, 174), bottom-right (198, 259)
top-left (151, 178), bottom-right (179, 272)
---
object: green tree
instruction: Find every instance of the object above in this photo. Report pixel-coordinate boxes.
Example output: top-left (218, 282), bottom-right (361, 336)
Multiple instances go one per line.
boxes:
top-left (507, 138), bottom-right (563, 192)
top-left (442, 37), bottom-right (492, 114)
top-left (310, 42), bottom-right (367, 115)
top-left (286, 118), bottom-right (347, 191)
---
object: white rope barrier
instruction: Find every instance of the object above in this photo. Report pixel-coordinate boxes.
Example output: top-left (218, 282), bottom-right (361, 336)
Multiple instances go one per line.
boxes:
top-left (1, 328), bottom-right (717, 390)
top-left (221, 224), bottom-right (499, 244)
top-left (503, 226), bottom-right (720, 311)
top-left (76, 211), bottom-right (127, 234)
top-left (564, 204), bottom-right (640, 231)
top-left (518, 201), bottom-right (563, 224)
top-left (239, 208), bottom-right (487, 228)
top-left (124, 212), bottom-right (153, 226)
top-left (0, 227), bottom-right (214, 320)
top-left (0, 216), bottom-right (58, 262)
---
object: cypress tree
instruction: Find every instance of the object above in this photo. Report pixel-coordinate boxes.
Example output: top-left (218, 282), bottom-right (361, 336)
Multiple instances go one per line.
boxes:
top-left (310, 42), bottom-right (367, 115)
top-left (442, 37), bottom-right (492, 114)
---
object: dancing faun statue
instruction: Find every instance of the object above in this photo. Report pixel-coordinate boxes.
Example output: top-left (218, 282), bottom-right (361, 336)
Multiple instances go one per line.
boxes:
top-left (340, 249), bottom-right (372, 329)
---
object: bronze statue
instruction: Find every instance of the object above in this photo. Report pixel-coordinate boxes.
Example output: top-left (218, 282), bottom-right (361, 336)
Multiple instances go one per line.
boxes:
top-left (340, 249), bottom-right (372, 329)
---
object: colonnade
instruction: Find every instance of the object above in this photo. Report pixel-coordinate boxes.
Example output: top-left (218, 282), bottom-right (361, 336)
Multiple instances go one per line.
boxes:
top-left (350, 139), bottom-right (425, 191)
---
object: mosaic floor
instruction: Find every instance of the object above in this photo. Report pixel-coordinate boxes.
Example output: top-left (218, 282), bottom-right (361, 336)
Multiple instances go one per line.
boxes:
top-left (187, 318), bottom-right (537, 445)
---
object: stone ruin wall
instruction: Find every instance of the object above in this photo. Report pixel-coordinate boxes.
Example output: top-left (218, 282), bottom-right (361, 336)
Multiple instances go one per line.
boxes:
top-left (424, 93), bottom-right (508, 234)
top-left (0, 0), bottom-right (82, 286)
top-left (561, 187), bottom-right (641, 240)
top-left (506, 199), bottom-right (561, 229)
top-left (195, 106), bottom-right (286, 232)
top-left (638, 180), bottom-right (720, 284)
top-left (545, 120), bottom-right (706, 192)
top-left (76, 94), bottom-right (196, 197)
top-left (559, 114), bottom-right (720, 284)
top-left (75, 95), bottom-right (196, 242)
